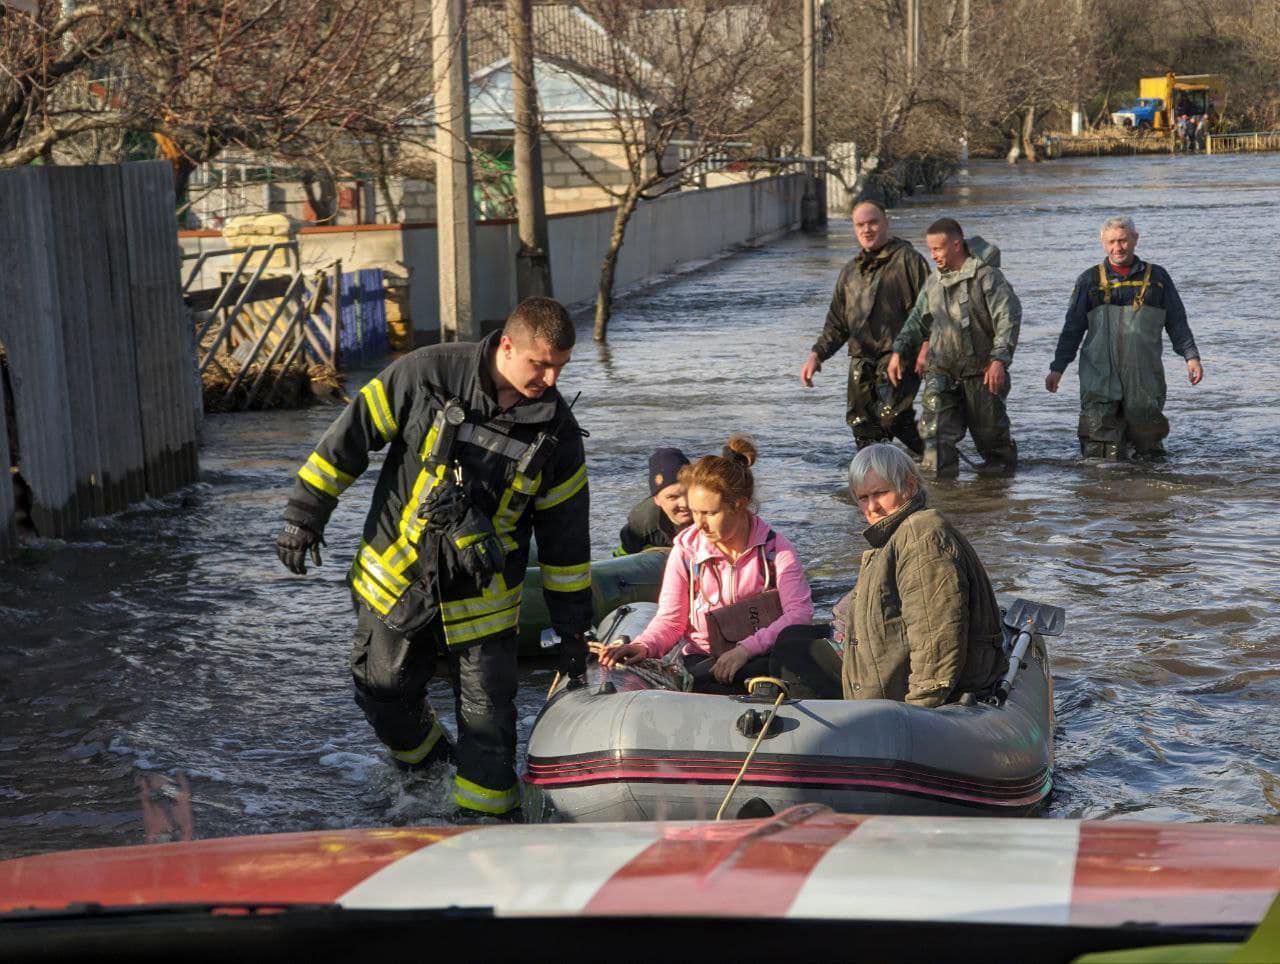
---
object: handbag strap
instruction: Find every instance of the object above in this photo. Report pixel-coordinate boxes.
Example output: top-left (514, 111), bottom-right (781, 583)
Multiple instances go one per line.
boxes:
top-left (689, 529), bottom-right (778, 611)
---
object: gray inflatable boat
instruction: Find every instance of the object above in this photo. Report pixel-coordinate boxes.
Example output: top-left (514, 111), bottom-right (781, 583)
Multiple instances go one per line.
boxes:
top-left (523, 602), bottom-right (1054, 822)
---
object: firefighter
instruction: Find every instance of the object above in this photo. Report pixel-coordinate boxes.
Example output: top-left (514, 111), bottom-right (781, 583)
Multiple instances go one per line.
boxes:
top-left (275, 297), bottom-right (592, 818)
top-left (1046, 216), bottom-right (1203, 460)
top-left (800, 200), bottom-right (930, 454)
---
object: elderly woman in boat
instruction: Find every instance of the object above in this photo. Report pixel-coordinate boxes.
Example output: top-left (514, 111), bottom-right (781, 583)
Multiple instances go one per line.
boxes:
top-left (600, 435), bottom-right (814, 693)
top-left (771, 443), bottom-right (1007, 705)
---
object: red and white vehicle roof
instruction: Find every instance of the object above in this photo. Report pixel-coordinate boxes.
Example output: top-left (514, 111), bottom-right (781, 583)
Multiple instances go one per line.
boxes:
top-left (3, 806), bottom-right (1278, 928)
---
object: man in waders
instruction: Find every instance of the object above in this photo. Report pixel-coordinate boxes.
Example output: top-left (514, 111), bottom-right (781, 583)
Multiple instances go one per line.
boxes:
top-left (275, 298), bottom-right (593, 819)
top-left (1045, 216), bottom-right (1203, 459)
top-left (800, 200), bottom-right (930, 454)
top-left (888, 218), bottom-right (1022, 479)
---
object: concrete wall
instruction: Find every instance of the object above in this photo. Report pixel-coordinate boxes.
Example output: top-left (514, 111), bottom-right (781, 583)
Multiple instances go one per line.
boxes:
top-left (180, 172), bottom-right (803, 342)
top-left (0, 161), bottom-right (201, 557)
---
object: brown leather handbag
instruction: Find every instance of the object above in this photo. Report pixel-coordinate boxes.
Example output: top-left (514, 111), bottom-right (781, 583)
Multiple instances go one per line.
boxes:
top-left (705, 588), bottom-right (784, 656)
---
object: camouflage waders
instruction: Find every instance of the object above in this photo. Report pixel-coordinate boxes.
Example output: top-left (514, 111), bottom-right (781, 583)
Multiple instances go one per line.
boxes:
top-left (919, 370), bottom-right (1017, 479)
top-left (847, 355), bottom-right (923, 454)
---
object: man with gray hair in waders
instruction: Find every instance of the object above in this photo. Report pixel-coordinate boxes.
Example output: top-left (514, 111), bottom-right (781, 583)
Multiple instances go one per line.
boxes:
top-left (1045, 216), bottom-right (1203, 460)
top-left (800, 200), bottom-right (930, 455)
top-left (888, 218), bottom-right (1022, 479)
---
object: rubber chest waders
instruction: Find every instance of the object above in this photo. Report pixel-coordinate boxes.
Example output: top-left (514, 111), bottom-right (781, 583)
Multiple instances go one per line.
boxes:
top-left (844, 253), bottom-right (921, 448)
top-left (1078, 263), bottom-right (1169, 457)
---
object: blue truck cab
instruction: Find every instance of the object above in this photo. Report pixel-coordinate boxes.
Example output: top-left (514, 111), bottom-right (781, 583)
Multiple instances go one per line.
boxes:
top-left (1110, 98), bottom-right (1164, 128)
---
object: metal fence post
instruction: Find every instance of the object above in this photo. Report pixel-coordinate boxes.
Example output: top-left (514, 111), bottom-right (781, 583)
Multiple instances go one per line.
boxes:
top-left (330, 260), bottom-right (341, 369)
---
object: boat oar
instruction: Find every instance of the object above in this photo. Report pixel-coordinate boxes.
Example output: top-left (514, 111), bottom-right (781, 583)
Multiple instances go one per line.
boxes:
top-left (715, 676), bottom-right (790, 821)
top-left (993, 597), bottom-right (1066, 705)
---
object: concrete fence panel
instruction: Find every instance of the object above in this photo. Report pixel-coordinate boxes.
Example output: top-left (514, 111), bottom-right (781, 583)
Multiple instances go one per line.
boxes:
top-left (0, 162), bottom-right (200, 558)
top-left (89, 166), bottom-right (150, 512)
top-left (121, 161), bottom-right (202, 496)
top-left (0, 375), bottom-right (14, 557)
top-left (0, 167), bottom-right (79, 537)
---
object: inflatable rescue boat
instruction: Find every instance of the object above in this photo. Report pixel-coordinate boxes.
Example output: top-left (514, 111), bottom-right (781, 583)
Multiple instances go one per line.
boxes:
top-left (517, 549), bottom-right (667, 650)
top-left (524, 602), bottom-right (1054, 822)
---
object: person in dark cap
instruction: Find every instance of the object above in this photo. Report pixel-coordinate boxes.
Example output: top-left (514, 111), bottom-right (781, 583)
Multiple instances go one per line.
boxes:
top-left (614, 447), bottom-right (692, 555)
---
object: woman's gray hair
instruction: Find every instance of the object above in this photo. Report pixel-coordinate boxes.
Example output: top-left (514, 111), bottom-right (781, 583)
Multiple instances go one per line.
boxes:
top-left (1099, 216), bottom-right (1137, 238)
top-left (848, 444), bottom-right (924, 498)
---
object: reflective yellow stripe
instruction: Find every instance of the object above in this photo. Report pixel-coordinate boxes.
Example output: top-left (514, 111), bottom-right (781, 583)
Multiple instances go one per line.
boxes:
top-left (351, 566), bottom-right (396, 615)
top-left (540, 560), bottom-right (591, 593)
top-left (391, 722), bottom-right (445, 764)
top-left (440, 578), bottom-right (522, 621)
top-left (453, 775), bottom-right (520, 815)
top-left (455, 532), bottom-right (485, 549)
top-left (360, 377), bottom-right (398, 442)
top-left (298, 465), bottom-right (340, 498)
top-left (534, 463), bottom-right (586, 511)
top-left (298, 452), bottom-right (354, 498)
top-left (492, 472), bottom-right (541, 553)
top-left (358, 543), bottom-right (410, 593)
top-left (442, 604), bottom-right (521, 646)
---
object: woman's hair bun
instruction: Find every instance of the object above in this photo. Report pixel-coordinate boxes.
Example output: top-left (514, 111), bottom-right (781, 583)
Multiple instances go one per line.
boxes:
top-left (722, 433), bottom-right (758, 467)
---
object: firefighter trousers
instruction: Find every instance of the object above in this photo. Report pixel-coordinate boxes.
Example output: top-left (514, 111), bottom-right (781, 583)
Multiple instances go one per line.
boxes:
top-left (349, 604), bottom-right (521, 814)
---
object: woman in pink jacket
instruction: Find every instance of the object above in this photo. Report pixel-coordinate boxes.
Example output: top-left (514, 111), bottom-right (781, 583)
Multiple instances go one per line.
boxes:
top-left (600, 435), bottom-right (814, 693)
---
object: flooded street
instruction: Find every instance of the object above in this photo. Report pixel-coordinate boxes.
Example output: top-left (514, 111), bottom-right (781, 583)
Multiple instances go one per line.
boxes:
top-left (2, 153), bottom-right (1279, 857)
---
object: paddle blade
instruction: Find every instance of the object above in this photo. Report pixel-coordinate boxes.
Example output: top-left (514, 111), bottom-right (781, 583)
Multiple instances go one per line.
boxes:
top-left (1003, 597), bottom-right (1066, 636)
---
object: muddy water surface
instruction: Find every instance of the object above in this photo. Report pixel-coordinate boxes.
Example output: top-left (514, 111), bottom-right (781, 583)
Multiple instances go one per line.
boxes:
top-left (2, 153), bottom-right (1278, 857)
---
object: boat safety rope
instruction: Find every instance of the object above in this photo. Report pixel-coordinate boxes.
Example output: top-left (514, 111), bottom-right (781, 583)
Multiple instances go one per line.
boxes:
top-left (716, 676), bottom-right (790, 821)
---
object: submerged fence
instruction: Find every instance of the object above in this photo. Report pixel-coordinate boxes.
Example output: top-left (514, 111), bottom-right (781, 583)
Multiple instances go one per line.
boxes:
top-left (1205, 131), bottom-right (1280, 155)
top-left (0, 161), bottom-right (201, 558)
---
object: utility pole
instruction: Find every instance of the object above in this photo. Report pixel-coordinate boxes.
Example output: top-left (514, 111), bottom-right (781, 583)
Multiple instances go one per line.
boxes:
top-left (1070, 0), bottom-right (1086, 135)
top-left (800, 0), bottom-right (822, 231)
top-left (433, 0), bottom-right (478, 341)
top-left (905, 0), bottom-right (920, 86)
top-left (508, 0), bottom-right (553, 299)
top-left (960, 0), bottom-right (970, 161)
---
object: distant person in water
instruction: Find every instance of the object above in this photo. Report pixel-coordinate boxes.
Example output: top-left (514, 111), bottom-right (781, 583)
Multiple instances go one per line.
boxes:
top-left (1045, 216), bottom-right (1202, 460)
top-left (614, 447), bottom-right (692, 555)
top-left (601, 435), bottom-right (813, 693)
top-left (769, 444), bottom-right (1007, 705)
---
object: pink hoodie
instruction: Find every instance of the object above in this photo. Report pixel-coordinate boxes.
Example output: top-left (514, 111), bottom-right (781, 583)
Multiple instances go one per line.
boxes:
top-left (633, 515), bottom-right (814, 660)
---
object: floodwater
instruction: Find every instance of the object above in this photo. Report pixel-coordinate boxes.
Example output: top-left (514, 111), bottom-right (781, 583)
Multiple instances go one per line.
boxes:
top-left (2, 153), bottom-right (1279, 858)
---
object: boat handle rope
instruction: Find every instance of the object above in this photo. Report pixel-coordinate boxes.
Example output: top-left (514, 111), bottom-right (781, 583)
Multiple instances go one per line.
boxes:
top-left (716, 676), bottom-right (790, 821)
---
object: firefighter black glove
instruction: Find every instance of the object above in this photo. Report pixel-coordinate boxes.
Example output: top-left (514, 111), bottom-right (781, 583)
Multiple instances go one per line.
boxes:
top-left (557, 629), bottom-right (592, 681)
top-left (448, 506), bottom-right (506, 586)
top-left (422, 481), bottom-right (506, 588)
top-left (276, 522), bottom-right (323, 574)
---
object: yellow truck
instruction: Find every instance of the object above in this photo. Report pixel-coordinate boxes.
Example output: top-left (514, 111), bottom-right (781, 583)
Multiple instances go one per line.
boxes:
top-left (1110, 73), bottom-right (1226, 130)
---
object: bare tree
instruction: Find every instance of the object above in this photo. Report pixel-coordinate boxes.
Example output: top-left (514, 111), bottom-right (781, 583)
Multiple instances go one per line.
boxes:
top-left (536, 0), bottom-right (796, 341)
top-left (2, 1), bottom-right (439, 202)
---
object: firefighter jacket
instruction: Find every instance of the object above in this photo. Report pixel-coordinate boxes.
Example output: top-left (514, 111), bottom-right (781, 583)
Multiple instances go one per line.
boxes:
top-left (893, 237), bottom-right (1022, 379)
top-left (812, 237), bottom-right (930, 363)
top-left (283, 332), bottom-right (592, 649)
